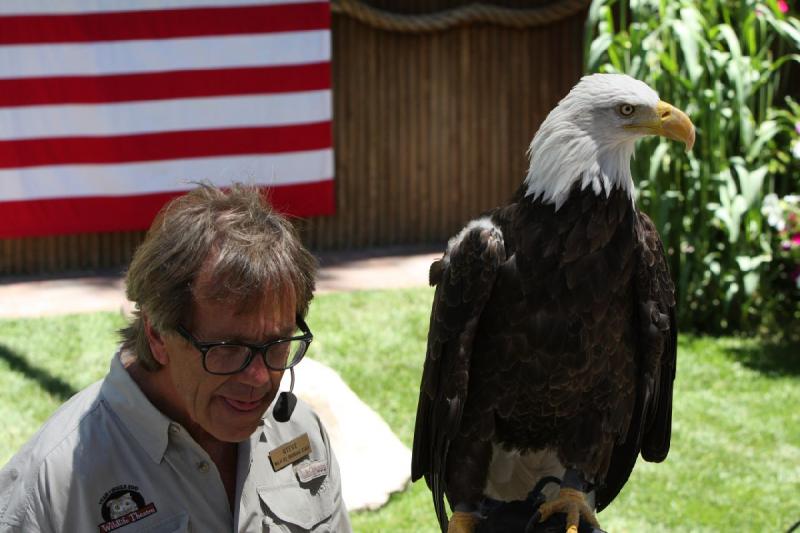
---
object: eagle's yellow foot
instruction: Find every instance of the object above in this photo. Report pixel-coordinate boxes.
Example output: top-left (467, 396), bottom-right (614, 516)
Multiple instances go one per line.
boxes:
top-left (537, 487), bottom-right (600, 533)
top-left (447, 511), bottom-right (480, 533)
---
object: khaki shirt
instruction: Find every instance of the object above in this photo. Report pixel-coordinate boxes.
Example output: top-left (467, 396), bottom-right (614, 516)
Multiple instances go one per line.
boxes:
top-left (0, 352), bottom-right (352, 533)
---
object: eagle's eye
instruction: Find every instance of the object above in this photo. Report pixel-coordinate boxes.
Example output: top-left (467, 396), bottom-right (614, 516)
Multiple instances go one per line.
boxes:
top-left (618, 104), bottom-right (636, 117)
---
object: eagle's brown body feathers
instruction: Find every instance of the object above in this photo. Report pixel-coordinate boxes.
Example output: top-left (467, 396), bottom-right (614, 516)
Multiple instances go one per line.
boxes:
top-left (412, 183), bottom-right (676, 530)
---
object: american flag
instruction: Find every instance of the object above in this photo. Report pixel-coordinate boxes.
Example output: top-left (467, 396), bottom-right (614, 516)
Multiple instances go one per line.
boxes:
top-left (0, 0), bottom-right (334, 238)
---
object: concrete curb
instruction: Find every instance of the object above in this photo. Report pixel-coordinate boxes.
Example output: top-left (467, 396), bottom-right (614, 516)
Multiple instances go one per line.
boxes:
top-left (0, 247), bottom-right (442, 319)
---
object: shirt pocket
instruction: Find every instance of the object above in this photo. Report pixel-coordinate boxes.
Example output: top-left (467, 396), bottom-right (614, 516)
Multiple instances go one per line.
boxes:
top-left (257, 483), bottom-right (334, 532)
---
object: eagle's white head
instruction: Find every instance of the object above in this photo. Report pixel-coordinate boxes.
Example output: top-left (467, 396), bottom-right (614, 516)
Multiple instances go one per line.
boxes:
top-left (524, 73), bottom-right (695, 210)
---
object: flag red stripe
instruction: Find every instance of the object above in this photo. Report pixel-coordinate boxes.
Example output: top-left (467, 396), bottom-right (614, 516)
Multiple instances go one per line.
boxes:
top-left (0, 180), bottom-right (334, 238)
top-left (0, 3), bottom-right (330, 45)
top-left (0, 64), bottom-right (331, 107)
top-left (0, 122), bottom-right (331, 168)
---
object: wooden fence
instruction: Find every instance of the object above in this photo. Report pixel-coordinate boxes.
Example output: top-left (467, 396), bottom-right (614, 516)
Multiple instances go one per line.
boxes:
top-left (0, 0), bottom-right (587, 276)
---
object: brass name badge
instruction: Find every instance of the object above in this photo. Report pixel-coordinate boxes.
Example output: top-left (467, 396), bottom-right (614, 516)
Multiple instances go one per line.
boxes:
top-left (269, 433), bottom-right (312, 471)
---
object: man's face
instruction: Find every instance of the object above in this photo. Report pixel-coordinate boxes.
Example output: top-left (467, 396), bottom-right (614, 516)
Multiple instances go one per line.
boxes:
top-left (159, 283), bottom-right (297, 444)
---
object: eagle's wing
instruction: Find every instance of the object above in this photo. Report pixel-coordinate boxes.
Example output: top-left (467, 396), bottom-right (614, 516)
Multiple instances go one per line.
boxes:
top-left (411, 220), bottom-right (506, 532)
top-left (596, 211), bottom-right (677, 510)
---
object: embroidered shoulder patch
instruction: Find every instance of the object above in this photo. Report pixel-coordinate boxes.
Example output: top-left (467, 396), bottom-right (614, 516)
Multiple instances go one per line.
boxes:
top-left (97, 484), bottom-right (157, 532)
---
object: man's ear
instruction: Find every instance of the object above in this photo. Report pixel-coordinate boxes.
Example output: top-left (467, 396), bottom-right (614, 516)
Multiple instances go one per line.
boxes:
top-left (143, 313), bottom-right (170, 366)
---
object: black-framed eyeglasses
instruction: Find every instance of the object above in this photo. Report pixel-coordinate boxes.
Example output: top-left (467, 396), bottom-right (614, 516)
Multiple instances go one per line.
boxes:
top-left (175, 315), bottom-right (312, 375)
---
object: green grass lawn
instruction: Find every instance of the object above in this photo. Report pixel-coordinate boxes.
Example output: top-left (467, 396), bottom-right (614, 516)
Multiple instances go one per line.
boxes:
top-left (1, 287), bottom-right (799, 532)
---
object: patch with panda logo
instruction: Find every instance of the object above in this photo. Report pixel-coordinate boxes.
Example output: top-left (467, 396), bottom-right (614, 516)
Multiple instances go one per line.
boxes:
top-left (97, 484), bottom-right (157, 532)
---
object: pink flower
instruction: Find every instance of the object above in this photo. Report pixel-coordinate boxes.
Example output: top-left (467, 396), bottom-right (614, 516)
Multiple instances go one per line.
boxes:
top-left (795, 122), bottom-right (800, 135)
top-left (792, 234), bottom-right (800, 245)
top-left (778, 0), bottom-right (789, 13)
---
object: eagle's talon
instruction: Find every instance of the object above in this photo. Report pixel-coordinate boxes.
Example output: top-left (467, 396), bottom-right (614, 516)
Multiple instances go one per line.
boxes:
top-left (447, 510), bottom-right (480, 533)
top-left (524, 510), bottom-right (542, 533)
top-left (537, 487), bottom-right (600, 533)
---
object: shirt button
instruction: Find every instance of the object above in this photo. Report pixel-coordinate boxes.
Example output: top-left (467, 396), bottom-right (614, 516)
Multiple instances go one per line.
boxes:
top-left (169, 424), bottom-right (180, 435)
top-left (197, 461), bottom-right (210, 473)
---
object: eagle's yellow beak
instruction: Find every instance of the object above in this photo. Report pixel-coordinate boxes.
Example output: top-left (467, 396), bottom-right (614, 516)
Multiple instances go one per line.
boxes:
top-left (655, 101), bottom-right (695, 151)
top-left (628, 101), bottom-right (695, 151)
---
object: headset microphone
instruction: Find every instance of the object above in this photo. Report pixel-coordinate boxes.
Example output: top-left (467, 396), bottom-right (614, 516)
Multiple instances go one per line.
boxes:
top-left (273, 367), bottom-right (297, 423)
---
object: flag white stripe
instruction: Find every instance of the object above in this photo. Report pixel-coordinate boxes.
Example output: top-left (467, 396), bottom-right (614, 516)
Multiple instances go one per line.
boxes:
top-left (0, 31), bottom-right (330, 80)
top-left (0, 149), bottom-right (333, 201)
top-left (0, 91), bottom-right (332, 141)
top-left (0, 0), bottom-right (316, 15)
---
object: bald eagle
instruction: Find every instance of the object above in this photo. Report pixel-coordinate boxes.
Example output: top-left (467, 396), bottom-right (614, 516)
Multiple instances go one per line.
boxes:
top-left (411, 74), bottom-right (694, 533)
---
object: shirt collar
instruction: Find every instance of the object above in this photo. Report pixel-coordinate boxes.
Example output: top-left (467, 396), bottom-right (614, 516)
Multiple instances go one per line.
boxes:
top-left (260, 406), bottom-right (273, 442)
top-left (100, 349), bottom-right (172, 464)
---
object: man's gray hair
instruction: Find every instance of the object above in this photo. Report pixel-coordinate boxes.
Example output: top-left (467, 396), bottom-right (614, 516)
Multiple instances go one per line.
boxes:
top-left (120, 183), bottom-right (317, 370)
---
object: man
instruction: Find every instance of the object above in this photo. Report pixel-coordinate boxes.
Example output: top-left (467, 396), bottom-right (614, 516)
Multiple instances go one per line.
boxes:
top-left (0, 184), bottom-right (351, 532)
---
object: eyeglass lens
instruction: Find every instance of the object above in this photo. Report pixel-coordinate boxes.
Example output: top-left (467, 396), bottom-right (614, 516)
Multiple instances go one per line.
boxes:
top-left (204, 340), bottom-right (305, 374)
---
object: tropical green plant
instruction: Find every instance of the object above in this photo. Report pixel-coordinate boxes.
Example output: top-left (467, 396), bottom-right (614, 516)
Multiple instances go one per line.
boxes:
top-left (758, 93), bottom-right (800, 339)
top-left (584, 0), bottom-right (800, 334)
